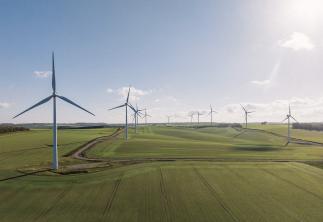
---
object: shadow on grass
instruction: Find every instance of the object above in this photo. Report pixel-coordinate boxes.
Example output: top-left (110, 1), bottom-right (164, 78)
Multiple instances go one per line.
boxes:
top-left (232, 145), bottom-right (284, 152)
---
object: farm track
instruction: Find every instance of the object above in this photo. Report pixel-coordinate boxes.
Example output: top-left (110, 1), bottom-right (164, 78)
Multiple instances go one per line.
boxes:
top-left (227, 166), bottom-right (303, 222)
top-left (102, 172), bottom-right (124, 219)
top-left (193, 167), bottom-right (239, 222)
top-left (159, 167), bottom-right (172, 222)
top-left (259, 166), bottom-right (323, 202)
top-left (34, 186), bottom-right (73, 221)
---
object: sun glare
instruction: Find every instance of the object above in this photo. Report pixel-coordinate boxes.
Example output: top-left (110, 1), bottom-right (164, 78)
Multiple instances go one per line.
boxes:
top-left (286, 0), bottom-right (323, 22)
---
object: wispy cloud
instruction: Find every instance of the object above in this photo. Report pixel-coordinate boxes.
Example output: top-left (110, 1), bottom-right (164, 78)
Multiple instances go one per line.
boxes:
top-left (0, 102), bottom-right (10, 109)
top-left (106, 88), bottom-right (114, 93)
top-left (118, 86), bottom-right (151, 102)
top-left (33, 71), bottom-right (51, 78)
top-left (279, 32), bottom-right (315, 51)
top-left (251, 61), bottom-right (281, 88)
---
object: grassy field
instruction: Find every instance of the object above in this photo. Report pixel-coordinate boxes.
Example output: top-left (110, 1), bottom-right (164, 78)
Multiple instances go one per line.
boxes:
top-left (87, 126), bottom-right (323, 161)
top-left (0, 128), bottom-right (116, 179)
top-left (1, 162), bottom-right (323, 221)
top-left (1, 125), bottom-right (323, 221)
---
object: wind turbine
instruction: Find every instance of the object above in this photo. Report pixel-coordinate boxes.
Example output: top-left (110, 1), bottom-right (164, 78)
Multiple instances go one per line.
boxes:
top-left (208, 105), bottom-right (217, 125)
top-left (142, 108), bottom-right (151, 125)
top-left (196, 111), bottom-right (203, 125)
top-left (109, 87), bottom-right (135, 140)
top-left (188, 112), bottom-right (195, 124)
top-left (282, 105), bottom-right (298, 144)
top-left (241, 104), bottom-right (254, 128)
top-left (166, 115), bottom-right (172, 124)
top-left (131, 104), bottom-right (143, 133)
top-left (13, 52), bottom-right (95, 170)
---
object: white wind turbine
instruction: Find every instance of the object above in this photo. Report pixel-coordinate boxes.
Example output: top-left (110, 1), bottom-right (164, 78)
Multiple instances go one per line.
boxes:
top-left (208, 105), bottom-right (217, 125)
top-left (109, 86), bottom-right (135, 140)
top-left (241, 104), bottom-right (254, 128)
top-left (142, 108), bottom-right (151, 125)
top-left (282, 105), bottom-right (298, 144)
top-left (13, 52), bottom-right (95, 170)
top-left (131, 104), bottom-right (143, 133)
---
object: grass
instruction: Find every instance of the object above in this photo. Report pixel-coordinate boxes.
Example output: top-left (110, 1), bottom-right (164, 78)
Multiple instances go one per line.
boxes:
top-left (1, 162), bottom-right (323, 221)
top-left (0, 128), bottom-right (116, 179)
top-left (2, 124), bottom-right (323, 221)
top-left (87, 126), bottom-right (323, 161)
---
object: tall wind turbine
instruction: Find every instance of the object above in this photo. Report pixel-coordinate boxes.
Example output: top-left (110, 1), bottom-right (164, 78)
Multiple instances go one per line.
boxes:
top-left (109, 87), bottom-right (135, 140)
top-left (208, 105), bottom-right (217, 125)
top-left (241, 104), bottom-right (254, 128)
top-left (13, 52), bottom-right (95, 170)
top-left (282, 105), bottom-right (298, 144)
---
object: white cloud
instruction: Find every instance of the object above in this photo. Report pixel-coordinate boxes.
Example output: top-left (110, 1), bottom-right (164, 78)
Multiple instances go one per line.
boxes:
top-left (118, 86), bottom-right (151, 102)
top-left (106, 88), bottom-right (114, 93)
top-left (251, 79), bottom-right (271, 86)
top-left (279, 32), bottom-right (315, 51)
top-left (0, 102), bottom-right (10, 109)
top-left (33, 71), bottom-right (51, 78)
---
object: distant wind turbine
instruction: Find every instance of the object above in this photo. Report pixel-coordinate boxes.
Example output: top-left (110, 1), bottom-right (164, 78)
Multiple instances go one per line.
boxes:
top-left (196, 111), bottom-right (203, 125)
top-left (166, 115), bottom-right (172, 124)
top-left (282, 105), bottom-right (298, 144)
top-left (13, 52), bottom-right (95, 170)
top-left (188, 112), bottom-right (195, 124)
top-left (109, 87), bottom-right (135, 140)
top-left (208, 105), bottom-right (217, 125)
top-left (131, 104), bottom-right (143, 133)
top-left (142, 108), bottom-right (151, 125)
top-left (241, 104), bottom-right (254, 128)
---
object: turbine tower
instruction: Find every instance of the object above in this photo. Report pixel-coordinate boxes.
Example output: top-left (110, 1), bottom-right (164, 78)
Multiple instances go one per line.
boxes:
top-left (241, 104), bottom-right (254, 128)
top-left (208, 105), bottom-right (217, 125)
top-left (109, 87), bottom-right (135, 140)
top-left (13, 52), bottom-right (95, 170)
top-left (282, 105), bottom-right (298, 144)
top-left (196, 111), bottom-right (203, 125)
top-left (167, 115), bottom-right (172, 124)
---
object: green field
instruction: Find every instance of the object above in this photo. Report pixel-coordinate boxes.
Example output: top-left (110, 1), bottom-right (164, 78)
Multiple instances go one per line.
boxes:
top-left (1, 125), bottom-right (323, 221)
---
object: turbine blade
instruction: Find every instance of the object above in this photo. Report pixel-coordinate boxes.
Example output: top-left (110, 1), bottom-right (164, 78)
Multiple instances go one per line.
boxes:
top-left (289, 105), bottom-right (291, 115)
top-left (13, 95), bottom-right (53, 119)
top-left (52, 52), bottom-right (56, 93)
top-left (57, 95), bottom-right (95, 116)
top-left (127, 104), bottom-right (136, 112)
top-left (281, 117), bottom-right (288, 122)
top-left (240, 104), bottom-right (247, 112)
top-left (109, 104), bottom-right (126, 110)
top-left (126, 86), bottom-right (131, 103)
top-left (290, 116), bottom-right (298, 123)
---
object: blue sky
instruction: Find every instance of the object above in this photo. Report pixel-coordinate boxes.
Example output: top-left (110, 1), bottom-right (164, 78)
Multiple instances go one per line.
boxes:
top-left (1, 0), bottom-right (323, 123)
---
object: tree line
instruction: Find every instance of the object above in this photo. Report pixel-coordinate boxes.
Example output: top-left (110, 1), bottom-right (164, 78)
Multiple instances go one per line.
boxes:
top-left (292, 123), bottom-right (323, 132)
top-left (0, 125), bottom-right (30, 134)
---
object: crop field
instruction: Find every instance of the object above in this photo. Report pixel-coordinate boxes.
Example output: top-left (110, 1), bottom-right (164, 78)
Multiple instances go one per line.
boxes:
top-left (1, 125), bottom-right (323, 221)
top-left (1, 162), bottom-right (323, 221)
top-left (87, 126), bottom-right (323, 161)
